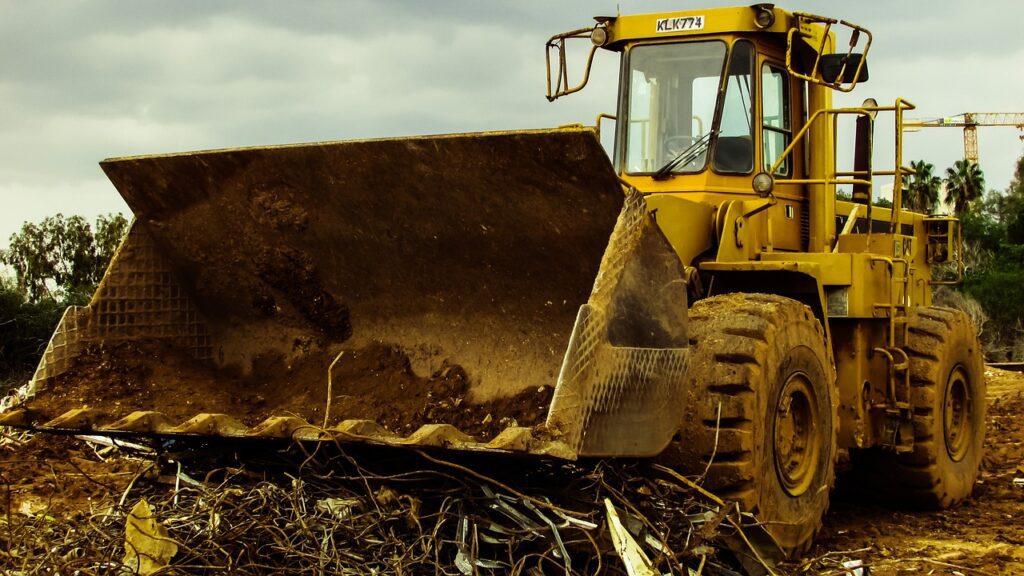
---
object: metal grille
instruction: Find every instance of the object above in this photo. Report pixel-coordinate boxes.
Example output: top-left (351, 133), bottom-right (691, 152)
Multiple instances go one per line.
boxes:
top-left (551, 305), bottom-right (688, 456)
top-left (800, 203), bottom-right (811, 249)
top-left (547, 192), bottom-right (689, 457)
top-left (89, 225), bottom-right (210, 353)
top-left (1, 223), bottom-right (211, 411)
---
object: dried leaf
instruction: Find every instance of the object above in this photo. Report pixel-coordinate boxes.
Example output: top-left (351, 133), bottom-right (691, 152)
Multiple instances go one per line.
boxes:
top-left (604, 498), bottom-right (657, 576)
top-left (316, 497), bottom-right (361, 520)
top-left (123, 498), bottom-right (178, 575)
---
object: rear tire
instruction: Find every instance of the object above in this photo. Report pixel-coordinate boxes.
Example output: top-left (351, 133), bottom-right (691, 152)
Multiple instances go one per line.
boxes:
top-left (850, 307), bottom-right (985, 508)
top-left (669, 293), bottom-right (837, 558)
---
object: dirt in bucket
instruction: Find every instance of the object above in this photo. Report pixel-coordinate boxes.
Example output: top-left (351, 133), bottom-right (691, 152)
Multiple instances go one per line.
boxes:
top-left (20, 340), bottom-right (554, 440)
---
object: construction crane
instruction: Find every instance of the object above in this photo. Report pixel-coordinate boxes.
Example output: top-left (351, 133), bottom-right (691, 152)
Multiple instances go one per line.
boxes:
top-left (904, 112), bottom-right (1024, 164)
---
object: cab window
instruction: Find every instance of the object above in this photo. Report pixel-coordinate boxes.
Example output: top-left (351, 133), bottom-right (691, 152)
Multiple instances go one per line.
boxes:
top-left (761, 64), bottom-right (791, 176)
top-left (713, 40), bottom-right (755, 174)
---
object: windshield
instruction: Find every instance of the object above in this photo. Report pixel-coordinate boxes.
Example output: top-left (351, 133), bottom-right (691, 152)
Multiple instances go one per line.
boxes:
top-left (623, 40), bottom-right (756, 177)
top-left (624, 41), bottom-right (726, 175)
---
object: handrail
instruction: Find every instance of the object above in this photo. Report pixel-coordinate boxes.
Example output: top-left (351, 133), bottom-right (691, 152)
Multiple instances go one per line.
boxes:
top-left (595, 113), bottom-right (617, 140)
top-left (769, 105), bottom-right (882, 176)
top-left (870, 256), bottom-right (910, 345)
top-left (771, 99), bottom-right (918, 246)
top-left (890, 97), bottom-right (915, 234)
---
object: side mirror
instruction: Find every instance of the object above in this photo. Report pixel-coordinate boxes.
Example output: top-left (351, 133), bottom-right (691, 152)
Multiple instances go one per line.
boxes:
top-left (785, 12), bottom-right (872, 93)
top-left (545, 24), bottom-right (610, 101)
top-left (820, 53), bottom-right (869, 84)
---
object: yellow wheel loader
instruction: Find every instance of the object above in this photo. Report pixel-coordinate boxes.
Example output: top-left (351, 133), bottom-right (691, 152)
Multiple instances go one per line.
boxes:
top-left (0, 5), bottom-right (985, 557)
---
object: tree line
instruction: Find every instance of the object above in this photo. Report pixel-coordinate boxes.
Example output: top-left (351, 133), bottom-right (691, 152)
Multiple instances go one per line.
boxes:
top-left (0, 214), bottom-right (128, 386)
top-left (898, 153), bottom-right (1024, 359)
top-left (901, 158), bottom-right (986, 214)
top-left (950, 155), bottom-right (1024, 359)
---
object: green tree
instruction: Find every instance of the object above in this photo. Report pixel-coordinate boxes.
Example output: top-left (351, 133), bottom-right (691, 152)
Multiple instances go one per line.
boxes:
top-left (0, 213), bottom-right (129, 303)
top-left (0, 276), bottom-right (67, 384)
top-left (944, 159), bottom-right (986, 214)
top-left (955, 153), bottom-right (1024, 359)
top-left (0, 213), bottom-right (129, 386)
top-left (1003, 156), bottom-right (1024, 243)
top-left (901, 160), bottom-right (941, 213)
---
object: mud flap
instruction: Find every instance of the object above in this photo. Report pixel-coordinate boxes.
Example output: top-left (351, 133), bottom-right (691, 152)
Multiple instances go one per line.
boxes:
top-left (546, 192), bottom-right (689, 457)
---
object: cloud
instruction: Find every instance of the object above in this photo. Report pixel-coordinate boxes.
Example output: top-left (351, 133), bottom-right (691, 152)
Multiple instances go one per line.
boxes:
top-left (1, 0), bottom-right (1022, 240)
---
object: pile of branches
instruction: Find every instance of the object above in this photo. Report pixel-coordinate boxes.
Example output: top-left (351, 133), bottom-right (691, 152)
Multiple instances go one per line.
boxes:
top-left (2, 437), bottom-right (783, 575)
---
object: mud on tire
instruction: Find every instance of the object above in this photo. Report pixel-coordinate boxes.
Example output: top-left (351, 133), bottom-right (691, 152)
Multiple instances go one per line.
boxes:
top-left (667, 293), bottom-right (837, 558)
top-left (851, 307), bottom-right (986, 509)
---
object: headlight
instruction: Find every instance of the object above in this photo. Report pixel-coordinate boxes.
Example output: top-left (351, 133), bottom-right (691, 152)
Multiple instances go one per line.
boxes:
top-left (752, 171), bottom-right (775, 196)
top-left (591, 26), bottom-right (609, 47)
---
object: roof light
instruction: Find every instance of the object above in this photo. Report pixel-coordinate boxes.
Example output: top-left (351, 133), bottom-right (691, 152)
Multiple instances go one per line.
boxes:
top-left (591, 26), bottom-right (609, 47)
top-left (752, 4), bottom-right (776, 29)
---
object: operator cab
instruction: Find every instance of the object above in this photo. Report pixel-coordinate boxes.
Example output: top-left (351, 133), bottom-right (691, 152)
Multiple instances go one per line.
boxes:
top-left (544, 5), bottom-right (868, 202)
top-left (616, 35), bottom-right (795, 190)
top-left (545, 5), bottom-right (873, 253)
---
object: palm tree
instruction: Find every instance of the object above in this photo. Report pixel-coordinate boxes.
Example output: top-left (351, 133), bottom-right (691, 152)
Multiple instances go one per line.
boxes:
top-left (944, 159), bottom-right (986, 214)
top-left (901, 160), bottom-right (941, 213)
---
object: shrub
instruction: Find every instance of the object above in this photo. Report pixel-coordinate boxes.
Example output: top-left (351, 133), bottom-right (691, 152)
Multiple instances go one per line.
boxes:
top-left (0, 278), bottom-right (68, 393)
top-left (962, 270), bottom-right (1024, 361)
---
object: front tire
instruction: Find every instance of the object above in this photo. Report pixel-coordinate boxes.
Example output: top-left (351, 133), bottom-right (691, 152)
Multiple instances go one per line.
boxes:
top-left (671, 293), bottom-right (837, 558)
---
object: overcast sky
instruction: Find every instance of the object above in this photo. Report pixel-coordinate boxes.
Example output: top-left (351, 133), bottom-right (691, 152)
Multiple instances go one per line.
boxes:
top-left (1, 0), bottom-right (1022, 242)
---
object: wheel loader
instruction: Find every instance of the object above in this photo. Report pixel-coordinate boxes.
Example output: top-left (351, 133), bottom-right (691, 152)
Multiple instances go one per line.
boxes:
top-left (0, 5), bottom-right (985, 557)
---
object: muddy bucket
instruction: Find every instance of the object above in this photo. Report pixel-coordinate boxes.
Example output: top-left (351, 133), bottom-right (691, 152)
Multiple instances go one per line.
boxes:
top-left (2, 127), bottom-right (688, 459)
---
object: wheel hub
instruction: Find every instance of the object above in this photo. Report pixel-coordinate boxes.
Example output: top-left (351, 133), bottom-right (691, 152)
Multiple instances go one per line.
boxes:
top-left (943, 366), bottom-right (972, 462)
top-left (774, 372), bottom-right (821, 497)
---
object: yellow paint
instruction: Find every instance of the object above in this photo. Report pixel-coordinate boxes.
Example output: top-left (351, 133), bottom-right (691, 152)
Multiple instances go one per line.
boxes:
top-left (607, 6), bottom-right (793, 48)
top-left (592, 6), bottom-right (963, 452)
top-left (644, 194), bottom-right (715, 266)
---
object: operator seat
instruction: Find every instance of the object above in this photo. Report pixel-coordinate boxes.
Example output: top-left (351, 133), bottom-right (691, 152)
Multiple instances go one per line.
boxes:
top-left (714, 136), bottom-right (753, 173)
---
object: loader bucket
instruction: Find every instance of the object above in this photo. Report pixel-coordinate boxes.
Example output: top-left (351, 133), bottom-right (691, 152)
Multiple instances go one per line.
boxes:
top-left (1, 127), bottom-right (689, 459)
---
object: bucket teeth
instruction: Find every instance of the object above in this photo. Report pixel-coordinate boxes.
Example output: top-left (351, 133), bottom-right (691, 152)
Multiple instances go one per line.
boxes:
top-left (486, 426), bottom-right (536, 452)
top-left (250, 416), bottom-right (324, 440)
top-left (0, 409), bottom-right (29, 427)
top-left (330, 419), bottom-right (400, 441)
top-left (44, 408), bottom-right (110, 430)
top-left (105, 411), bottom-right (176, 433)
top-left (401, 424), bottom-right (474, 448)
top-left (170, 413), bottom-right (248, 436)
top-left (6, 409), bottom-right (579, 459)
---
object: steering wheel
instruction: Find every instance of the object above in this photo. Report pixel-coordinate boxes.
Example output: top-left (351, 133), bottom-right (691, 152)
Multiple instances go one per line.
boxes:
top-left (663, 135), bottom-right (703, 169)
top-left (664, 135), bottom-right (697, 154)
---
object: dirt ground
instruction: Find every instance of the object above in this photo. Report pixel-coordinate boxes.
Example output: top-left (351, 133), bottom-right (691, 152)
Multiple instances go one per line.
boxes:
top-left (802, 367), bottom-right (1024, 575)
top-left (2, 368), bottom-right (1023, 574)
top-left (0, 434), bottom-right (145, 520)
